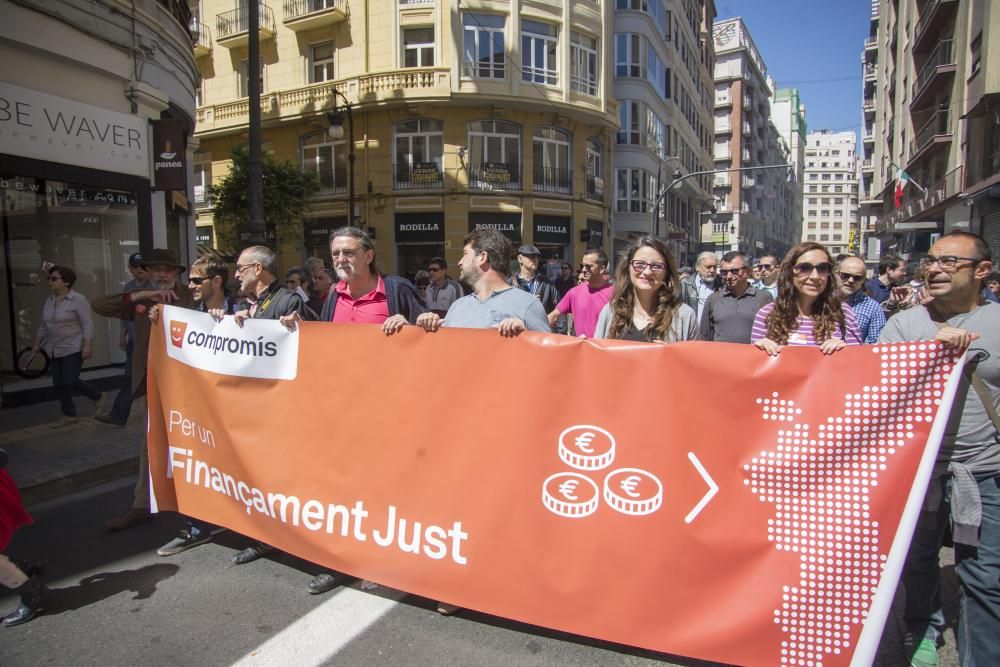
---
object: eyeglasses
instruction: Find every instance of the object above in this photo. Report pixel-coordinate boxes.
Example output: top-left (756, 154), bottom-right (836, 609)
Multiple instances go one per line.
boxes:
top-left (919, 255), bottom-right (982, 272)
top-left (189, 276), bottom-right (212, 285)
top-left (793, 262), bottom-right (832, 278)
top-left (838, 272), bottom-right (864, 283)
top-left (718, 267), bottom-right (745, 277)
top-left (235, 263), bottom-right (257, 273)
top-left (630, 260), bottom-right (667, 274)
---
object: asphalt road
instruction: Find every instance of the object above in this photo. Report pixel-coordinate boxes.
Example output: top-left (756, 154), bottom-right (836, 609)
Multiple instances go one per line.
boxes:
top-left (0, 480), bottom-right (959, 666)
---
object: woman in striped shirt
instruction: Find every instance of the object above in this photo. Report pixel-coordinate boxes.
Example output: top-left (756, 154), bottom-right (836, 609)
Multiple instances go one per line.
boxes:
top-left (751, 242), bottom-right (862, 356)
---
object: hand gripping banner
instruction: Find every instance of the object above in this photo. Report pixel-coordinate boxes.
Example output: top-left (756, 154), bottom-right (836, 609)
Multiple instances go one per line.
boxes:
top-left (147, 306), bottom-right (965, 667)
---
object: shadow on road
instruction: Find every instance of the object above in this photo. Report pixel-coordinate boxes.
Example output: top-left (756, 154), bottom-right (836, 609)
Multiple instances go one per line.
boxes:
top-left (42, 563), bottom-right (180, 615)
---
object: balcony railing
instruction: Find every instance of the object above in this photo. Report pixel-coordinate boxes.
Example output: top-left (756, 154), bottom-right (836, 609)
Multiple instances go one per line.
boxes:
top-left (714, 93), bottom-right (731, 108)
top-left (886, 165), bottom-right (964, 227)
top-left (533, 166), bottom-right (572, 194)
top-left (284, 0), bottom-right (343, 17)
top-left (193, 185), bottom-right (209, 206)
top-left (742, 95), bottom-right (751, 110)
top-left (863, 64), bottom-right (877, 81)
top-left (714, 119), bottom-right (731, 133)
top-left (863, 101), bottom-right (875, 114)
top-left (742, 121), bottom-right (751, 136)
top-left (864, 37), bottom-right (877, 49)
top-left (217, 5), bottom-right (276, 41)
top-left (910, 109), bottom-right (951, 158)
top-left (714, 148), bottom-right (731, 161)
top-left (742, 175), bottom-right (755, 188)
top-left (863, 132), bottom-right (874, 143)
top-left (585, 173), bottom-right (605, 201)
top-left (871, 0), bottom-right (879, 20)
top-left (862, 159), bottom-right (874, 170)
top-left (303, 166), bottom-right (347, 196)
top-left (714, 174), bottom-right (731, 188)
top-left (190, 18), bottom-right (212, 53)
top-left (469, 163), bottom-right (521, 190)
top-left (912, 39), bottom-right (955, 101)
top-left (394, 162), bottom-right (443, 190)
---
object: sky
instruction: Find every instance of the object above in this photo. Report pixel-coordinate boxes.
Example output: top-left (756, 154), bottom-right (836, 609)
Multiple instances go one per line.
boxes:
top-left (715, 0), bottom-right (873, 140)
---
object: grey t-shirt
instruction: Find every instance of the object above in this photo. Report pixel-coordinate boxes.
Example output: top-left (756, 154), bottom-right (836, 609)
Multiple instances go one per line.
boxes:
top-left (593, 302), bottom-right (699, 343)
top-left (442, 287), bottom-right (551, 332)
top-left (878, 302), bottom-right (1000, 463)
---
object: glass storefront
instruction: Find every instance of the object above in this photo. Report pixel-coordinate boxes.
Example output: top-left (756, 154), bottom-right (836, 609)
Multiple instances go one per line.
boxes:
top-left (395, 212), bottom-right (445, 282)
top-left (1, 175), bottom-right (139, 374)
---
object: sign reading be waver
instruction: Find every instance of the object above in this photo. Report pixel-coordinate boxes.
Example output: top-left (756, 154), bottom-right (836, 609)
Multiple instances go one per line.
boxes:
top-left (0, 81), bottom-right (148, 178)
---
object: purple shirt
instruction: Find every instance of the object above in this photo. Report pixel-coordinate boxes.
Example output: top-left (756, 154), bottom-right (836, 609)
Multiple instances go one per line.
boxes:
top-left (556, 282), bottom-right (613, 338)
top-left (750, 302), bottom-right (863, 347)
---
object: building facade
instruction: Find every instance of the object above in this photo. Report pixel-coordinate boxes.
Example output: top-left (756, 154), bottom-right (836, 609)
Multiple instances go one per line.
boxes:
top-left (0, 0), bottom-right (198, 386)
top-left (191, 0), bottom-right (619, 280)
top-left (801, 130), bottom-right (860, 257)
top-left (771, 87), bottom-right (807, 246)
top-left (708, 17), bottom-right (799, 260)
top-left (610, 0), bottom-right (716, 267)
top-left (864, 0), bottom-right (1000, 262)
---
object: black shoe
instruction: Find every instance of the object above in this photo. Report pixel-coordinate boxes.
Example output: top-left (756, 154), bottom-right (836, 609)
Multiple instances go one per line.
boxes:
top-left (2, 576), bottom-right (47, 627)
top-left (231, 542), bottom-right (274, 565)
top-left (307, 572), bottom-right (340, 595)
top-left (11, 560), bottom-right (46, 579)
top-left (94, 413), bottom-right (127, 426)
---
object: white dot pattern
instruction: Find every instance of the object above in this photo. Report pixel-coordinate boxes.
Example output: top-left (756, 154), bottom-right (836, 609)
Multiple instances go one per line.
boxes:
top-left (744, 343), bottom-right (960, 666)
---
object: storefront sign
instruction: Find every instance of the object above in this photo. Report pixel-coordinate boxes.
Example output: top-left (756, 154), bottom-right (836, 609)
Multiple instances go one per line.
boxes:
top-left (410, 162), bottom-right (442, 185)
top-left (304, 217), bottom-right (346, 247)
top-left (152, 119), bottom-right (186, 191)
top-left (586, 219), bottom-right (604, 249)
top-left (148, 312), bottom-right (964, 667)
top-left (195, 226), bottom-right (214, 247)
top-left (533, 216), bottom-right (571, 246)
top-left (395, 212), bottom-right (444, 244)
top-left (0, 81), bottom-right (148, 178)
top-left (469, 212), bottom-right (522, 243)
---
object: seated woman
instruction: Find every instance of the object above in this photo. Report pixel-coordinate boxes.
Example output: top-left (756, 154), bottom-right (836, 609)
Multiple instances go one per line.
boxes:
top-left (751, 241), bottom-right (862, 356)
top-left (593, 236), bottom-right (697, 343)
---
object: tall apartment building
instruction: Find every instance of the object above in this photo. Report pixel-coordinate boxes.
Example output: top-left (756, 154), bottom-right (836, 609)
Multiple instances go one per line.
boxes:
top-left (864, 0), bottom-right (1000, 262)
top-left (771, 87), bottom-right (807, 242)
top-left (611, 0), bottom-right (716, 268)
top-left (801, 130), bottom-right (860, 257)
top-left (708, 18), bottom-right (799, 260)
top-left (190, 0), bottom-right (619, 278)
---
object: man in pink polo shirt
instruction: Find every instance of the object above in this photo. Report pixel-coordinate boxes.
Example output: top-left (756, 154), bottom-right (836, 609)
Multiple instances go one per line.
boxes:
top-left (546, 247), bottom-right (612, 337)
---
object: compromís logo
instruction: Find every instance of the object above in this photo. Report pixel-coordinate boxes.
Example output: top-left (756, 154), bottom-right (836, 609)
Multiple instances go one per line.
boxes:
top-left (169, 321), bottom-right (187, 348)
top-left (181, 325), bottom-right (279, 358)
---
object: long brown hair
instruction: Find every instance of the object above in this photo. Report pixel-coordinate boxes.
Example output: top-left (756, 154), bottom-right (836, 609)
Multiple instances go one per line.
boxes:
top-left (608, 237), bottom-right (682, 341)
top-left (764, 241), bottom-right (845, 344)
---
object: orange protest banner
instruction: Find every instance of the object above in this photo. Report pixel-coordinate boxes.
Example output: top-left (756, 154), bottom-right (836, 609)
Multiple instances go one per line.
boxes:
top-left (147, 306), bottom-right (964, 666)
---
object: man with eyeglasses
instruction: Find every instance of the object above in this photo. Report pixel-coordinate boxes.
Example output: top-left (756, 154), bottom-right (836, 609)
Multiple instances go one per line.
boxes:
top-left (92, 248), bottom-right (195, 531)
top-left (425, 256), bottom-right (463, 317)
top-left (753, 254), bottom-right (779, 300)
top-left (837, 255), bottom-right (885, 344)
top-left (699, 250), bottom-right (772, 344)
top-left (866, 254), bottom-right (907, 304)
top-left (879, 231), bottom-right (1000, 667)
top-left (547, 248), bottom-right (612, 338)
top-left (681, 251), bottom-right (723, 323)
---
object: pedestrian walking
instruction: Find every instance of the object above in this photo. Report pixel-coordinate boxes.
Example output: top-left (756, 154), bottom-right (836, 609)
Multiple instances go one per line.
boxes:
top-left (750, 242), bottom-right (862, 356)
top-left (547, 248), bottom-right (612, 338)
top-left (592, 236), bottom-right (697, 343)
top-left (878, 231), bottom-right (1000, 667)
top-left (0, 450), bottom-right (48, 627)
top-left (836, 255), bottom-right (886, 344)
top-left (699, 250), bottom-right (772, 344)
top-left (28, 266), bottom-right (105, 427)
top-left (96, 253), bottom-right (148, 426)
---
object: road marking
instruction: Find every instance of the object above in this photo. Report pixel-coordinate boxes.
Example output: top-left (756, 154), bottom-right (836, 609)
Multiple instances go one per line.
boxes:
top-left (230, 587), bottom-right (403, 666)
top-left (684, 452), bottom-right (718, 524)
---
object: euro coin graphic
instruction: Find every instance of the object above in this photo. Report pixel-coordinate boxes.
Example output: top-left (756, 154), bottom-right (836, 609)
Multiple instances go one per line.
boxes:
top-left (558, 425), bottom-right (616, 471)
top-left (542, 472), bottom-right (600, 518)
top-left (603, 468), bottom-right (663, 516)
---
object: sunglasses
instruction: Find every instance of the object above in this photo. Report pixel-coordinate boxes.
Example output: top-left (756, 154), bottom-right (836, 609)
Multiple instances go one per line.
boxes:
top-left (838, 272), bottom-right (864, 283)
top-left (718, 267), bottom-right (745, 276)
top-left (757, 264), bottom-right (773, 271)
top-left (793, 262), bottom-right (833, 278)
top-left (189, 276), bottom-right (214, 285)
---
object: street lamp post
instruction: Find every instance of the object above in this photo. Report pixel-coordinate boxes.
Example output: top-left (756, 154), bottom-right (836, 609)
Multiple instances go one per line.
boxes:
top-left (652, 156), bottom-right (683, 236)
top-left (246, 1), bottom-right (264, 244)
top-left (327, 90), bottom-right (356, 226)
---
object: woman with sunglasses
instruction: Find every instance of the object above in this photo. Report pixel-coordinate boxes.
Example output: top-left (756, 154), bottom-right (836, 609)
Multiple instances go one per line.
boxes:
top-left (751, 242), bottom-right (862, 356)
top-left (28, 266), bottom-right (105, 425)
top-left (593, 236), bottom-right (697, 342)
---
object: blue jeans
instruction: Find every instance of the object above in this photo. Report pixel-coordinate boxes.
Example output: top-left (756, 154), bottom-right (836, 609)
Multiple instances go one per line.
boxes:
top-left (905, 473), bottom-right (1000, 666)
top-left (108, 339), bottom-right (134, 421)
top-left (50, 352), bottom-right (101, 417)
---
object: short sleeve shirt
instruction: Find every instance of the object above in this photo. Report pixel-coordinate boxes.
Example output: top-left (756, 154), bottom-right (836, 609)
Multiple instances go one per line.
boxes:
top-left (556, 282), bottom-right (613, 338)
top-left (333, 275), bottom-right (391, 324)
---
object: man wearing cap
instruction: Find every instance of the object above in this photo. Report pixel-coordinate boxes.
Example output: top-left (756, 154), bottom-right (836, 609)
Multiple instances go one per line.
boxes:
top-left (92, 249), bottom-right (194, 531)
top-left (96, 253), bottom-right (149, 426)
top-left (510, 244), bottom-right (559, 317)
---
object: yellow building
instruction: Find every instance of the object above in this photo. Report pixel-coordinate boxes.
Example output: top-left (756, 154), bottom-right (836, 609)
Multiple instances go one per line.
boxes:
top-left (190, 0), bottom-right (618, 278)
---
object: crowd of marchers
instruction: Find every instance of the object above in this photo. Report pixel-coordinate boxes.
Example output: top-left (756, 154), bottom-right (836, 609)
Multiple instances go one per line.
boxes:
top-left (2, 226), bottom-right (999, 667)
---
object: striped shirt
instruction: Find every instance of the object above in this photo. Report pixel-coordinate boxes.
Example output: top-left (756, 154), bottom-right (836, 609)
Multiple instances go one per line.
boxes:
top-left (751, 302), bottom-right (863, 347)
top-left (845, 291), bottom-right (886, 344)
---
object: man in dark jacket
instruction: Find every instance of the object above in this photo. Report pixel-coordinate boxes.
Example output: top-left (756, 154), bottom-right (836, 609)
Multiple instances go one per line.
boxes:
top-left (509, 244), bottom-right (559, 316)
top-left (92, 248), bottom-right (195, 531)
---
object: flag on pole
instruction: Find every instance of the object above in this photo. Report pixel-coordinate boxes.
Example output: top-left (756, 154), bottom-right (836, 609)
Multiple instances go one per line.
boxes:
top-left (894, 168), bottom-right (910, 209)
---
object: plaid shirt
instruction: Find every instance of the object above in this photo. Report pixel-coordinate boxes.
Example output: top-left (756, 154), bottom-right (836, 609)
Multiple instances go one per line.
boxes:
top-left (846, 291), bottom-right (886, 344)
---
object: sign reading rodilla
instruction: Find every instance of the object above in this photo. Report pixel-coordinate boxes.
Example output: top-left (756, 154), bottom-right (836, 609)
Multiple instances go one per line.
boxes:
top-left (147, 307), bottom-right (963, 667)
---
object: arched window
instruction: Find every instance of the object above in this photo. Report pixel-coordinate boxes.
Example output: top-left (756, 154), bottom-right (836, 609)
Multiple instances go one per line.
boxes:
top-left (468, 120), bottom-right (521, 190)
top-left (394, 119), bottom-right (444, 190)
top-left (532, 127), bottom-right (571, 194)
top-left (301, 131), bottom-right (346, 195)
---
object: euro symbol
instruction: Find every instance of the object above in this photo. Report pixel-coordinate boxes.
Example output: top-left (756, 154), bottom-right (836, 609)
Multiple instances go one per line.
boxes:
top-left (574, 432), bottom-right (596, 453)
top-left (558, 479), bottom-right (579, 500)
top-left (620, 475), bottom-right (642, 498)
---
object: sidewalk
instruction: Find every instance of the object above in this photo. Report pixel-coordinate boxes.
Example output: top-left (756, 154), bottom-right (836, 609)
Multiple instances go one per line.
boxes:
top-left (1, 397), bottom-right (144, 505)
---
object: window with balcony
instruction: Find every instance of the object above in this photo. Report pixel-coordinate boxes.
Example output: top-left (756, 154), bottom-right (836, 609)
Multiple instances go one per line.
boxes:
top-left (533, 127), bottom-right (571, 194)
top-left (402, 27), bottom-right (434, 67)
top-left (462, 14), bottom-right (505, 79)
top-left (585, 139), bottom-right (604, 201)
top-left (615, 167), bottom-right (651, 213)
top-left (394, 119), bottom-right (443, 190)
top-left (193, 161), bottom-right (211, 207)
top-left (238, 58), bottom-right (264, 98)
top-left (468, 120), bottom-right (521, 189)
top-left (617, 100), bottom-right (642, 145)
top-left (310, 42), bottom-right (335, 82)
top-left (522, 20), bottom-right (558, 85)
top-left (615, 33), bottom-right (644, 78)
top-left (570, 32), bottom-right (598, 96)
top-left (301, 132), bottom-right (347, 195)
